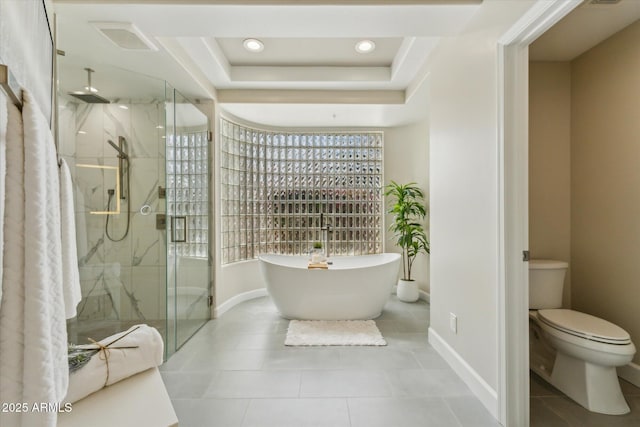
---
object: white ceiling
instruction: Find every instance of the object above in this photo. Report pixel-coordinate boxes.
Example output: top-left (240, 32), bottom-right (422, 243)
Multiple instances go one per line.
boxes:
top-left (54, 1), bottom-right (482, 127)
top-left (216, 37), bottom-right (403, 67)
top-left (530, 0), bottom-right (640, 61)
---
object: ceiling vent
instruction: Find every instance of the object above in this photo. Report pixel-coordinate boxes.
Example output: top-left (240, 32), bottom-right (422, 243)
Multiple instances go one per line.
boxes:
top-left (92, 22), bottom-right (158, 51)
top-left (589, 0), bottom-right (622, 5)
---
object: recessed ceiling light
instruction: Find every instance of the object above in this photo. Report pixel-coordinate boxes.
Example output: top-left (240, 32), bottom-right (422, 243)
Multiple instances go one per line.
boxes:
top-left (243, 38), bottom-right (264, 53)
top-left (119, 105), bottom-right (129, 110)
top-left (355, 40), bottom-right (376, 54)
top-left (77, 130), bottom-right (87, 135)
top-left (156, 125), bottom-right (164, 129)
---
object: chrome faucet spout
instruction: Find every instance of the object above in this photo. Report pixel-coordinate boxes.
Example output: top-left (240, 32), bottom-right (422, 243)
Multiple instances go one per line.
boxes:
top-left (320, 214), bottom-right (331, 259)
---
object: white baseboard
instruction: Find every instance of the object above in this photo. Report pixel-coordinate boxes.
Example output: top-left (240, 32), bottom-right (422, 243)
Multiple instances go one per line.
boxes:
top-left (391, 286), bottom-right (431, 303)
top-left (214, 288), bottom-right (268, 317)
top-left (428, 327), bottom-right (498, 420)
top-left (618, 362), bottom-right (640, 388)
top-left (419, 290), bottom-right (430, 303)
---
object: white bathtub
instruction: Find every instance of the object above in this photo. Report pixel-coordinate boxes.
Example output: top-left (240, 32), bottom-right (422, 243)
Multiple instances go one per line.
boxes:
top-left (259, 253), bottom-right (401, 320)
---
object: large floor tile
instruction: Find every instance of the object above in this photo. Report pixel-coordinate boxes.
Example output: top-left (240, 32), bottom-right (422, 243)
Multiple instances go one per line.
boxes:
top-left (393, 318), bottom-right (429, 333)
top-left (374, 319), bottom-right (400, 333)
top-left (348, 397), bottom-right (461, 427)
top-left (411, 346), bottom-right (451, 369)
top-left (262, 348), bottom-right (342, 370)
top-left (161, 371), bottom-right (217, 399)
top-left (376, 308), bottom-right (416, 322)
top-left (409, 308), bottom-right (430, 321)
top-left (339, 347), bottom-right (422, 370)
top-left (530, 398), bottom-right (570, 427)
top-left (171, 398), bottom-right (248, 427)
top-left (445, 396), bottom-right (501, 426)
top-left (529, 372), bottom-right (640, 425)
top-left (529, 372), bottom-right (562, 397)
top-left (181, 349), bottom-right (266, 372)
top-left (383, 332), bottom-right (430, 350)
top-left (164, 296), bottom-right (504, 427)
top-left (300, 369), bottom-right (392, 397)
top-left (621, 379), bottom-right (640, 396)
top-left (216, 318), bottom-right (289, 334)
top-left (204, 370), bottom-right (301, 398)
top-left (242, 398), bottom-right (350, 427)
top-left (160, 346), bottom-right (193, 372)
top-left (386, 368), bottom-right (472, 397)
top-left (234, 333), bottom-right (287, 350)
top-left (538, 395), bottom-right (640, 427)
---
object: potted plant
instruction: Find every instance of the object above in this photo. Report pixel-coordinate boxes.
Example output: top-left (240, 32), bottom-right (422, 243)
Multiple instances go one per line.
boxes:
top-left (310, 241), bottom-right (325, 263)
top-left (385, 181), bottom-right (430, 302)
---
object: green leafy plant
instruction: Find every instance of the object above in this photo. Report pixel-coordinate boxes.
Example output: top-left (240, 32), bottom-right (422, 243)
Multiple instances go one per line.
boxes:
top-left (313, 241), bottom-right (323, 249)
top-left (385, 181), bottom-right (430, 281)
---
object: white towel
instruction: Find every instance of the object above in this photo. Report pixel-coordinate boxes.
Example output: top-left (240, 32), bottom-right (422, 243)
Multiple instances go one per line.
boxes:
top-left (0, 91), bottom-right (69, 427)
top-left (0, 94), bottom-right (25, 427)
top-left (59, 158), bottom-right (82, 319)
top-left (64, 324), bottom-right (164, 404)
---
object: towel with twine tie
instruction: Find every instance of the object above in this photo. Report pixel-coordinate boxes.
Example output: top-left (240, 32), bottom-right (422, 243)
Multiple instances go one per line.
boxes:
top-left (64, 324), bottom-right (164, 404)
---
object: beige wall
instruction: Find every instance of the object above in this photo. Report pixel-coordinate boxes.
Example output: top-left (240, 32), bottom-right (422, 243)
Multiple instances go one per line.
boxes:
top-left (571, 20), bottom-right (640, 365)
top-left (530, 21), bottom-right (640, 366)
top-left (529, 61), bottom-right (572, 307)
top-left (383, 119), bottom-right (430, 293)
top-left (428, 0), bottom-right (536, 406)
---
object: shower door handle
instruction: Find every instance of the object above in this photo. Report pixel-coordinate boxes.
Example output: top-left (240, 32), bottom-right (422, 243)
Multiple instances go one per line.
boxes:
top-left (171, 216), bottom-right (187, 242)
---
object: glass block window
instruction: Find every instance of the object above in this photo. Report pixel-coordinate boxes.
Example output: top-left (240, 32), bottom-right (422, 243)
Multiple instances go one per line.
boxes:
top-left (220, 118), bottom-right (383, 264)
top-left (167, 130), bottom-right (209, 258)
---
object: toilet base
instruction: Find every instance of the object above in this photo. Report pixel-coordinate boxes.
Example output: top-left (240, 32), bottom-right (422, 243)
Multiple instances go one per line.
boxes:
top-left (548, 352), bottom-right (630, 415)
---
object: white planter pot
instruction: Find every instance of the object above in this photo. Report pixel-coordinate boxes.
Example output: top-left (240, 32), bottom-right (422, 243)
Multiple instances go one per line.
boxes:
top-left (311, 251), bottom-right (324, 263)
top-left (397, 279), bottom-right (419, 302)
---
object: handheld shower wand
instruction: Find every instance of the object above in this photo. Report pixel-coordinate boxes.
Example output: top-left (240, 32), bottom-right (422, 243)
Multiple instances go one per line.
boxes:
top-left (105, 136), bottom-right (131, 242)
top-left (107, 139), bottom-right (129, 160)
top-left (107, 137), bottom-right (128, 200)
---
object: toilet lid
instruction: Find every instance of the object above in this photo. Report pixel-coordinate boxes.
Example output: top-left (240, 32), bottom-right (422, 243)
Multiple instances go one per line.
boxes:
top-left (538, 309), bottom-right (631, 345)
top-left (529, 259), bottom-right (569, 270)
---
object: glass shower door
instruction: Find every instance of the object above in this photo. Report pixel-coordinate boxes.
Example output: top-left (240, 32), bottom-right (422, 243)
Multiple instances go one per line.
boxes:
top-left (166, 87), bottom-right (211, 354)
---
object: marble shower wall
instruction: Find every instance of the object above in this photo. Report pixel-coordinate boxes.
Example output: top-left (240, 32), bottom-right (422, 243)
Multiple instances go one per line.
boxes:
top-left (59, 96), bottom-right (167, 324)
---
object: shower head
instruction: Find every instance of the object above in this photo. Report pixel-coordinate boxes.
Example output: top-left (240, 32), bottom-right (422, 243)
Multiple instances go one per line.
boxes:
top-left (107, 139), bottom-right (129, 159)
top-left (68, 68), bottom-right (110, 104)
top-left (69, 92), bottom-right (110, 104)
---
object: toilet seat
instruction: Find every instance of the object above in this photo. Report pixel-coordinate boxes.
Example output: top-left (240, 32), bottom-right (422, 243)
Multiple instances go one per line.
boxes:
top-left (538, 309), bottom-right (631, 345)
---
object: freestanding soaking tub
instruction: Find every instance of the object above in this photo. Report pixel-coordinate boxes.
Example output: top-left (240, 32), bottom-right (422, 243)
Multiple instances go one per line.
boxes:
top-left (259, 253), bottom-right (401, 320)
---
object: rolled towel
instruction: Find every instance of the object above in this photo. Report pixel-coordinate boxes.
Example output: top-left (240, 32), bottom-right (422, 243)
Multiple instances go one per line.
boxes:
top-left (64, 324), bottom-right (163, 404)
top-left (307, 261), bottom-right (329, 270)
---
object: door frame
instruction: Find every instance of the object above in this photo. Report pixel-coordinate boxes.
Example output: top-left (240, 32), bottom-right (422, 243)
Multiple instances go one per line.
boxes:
top-left (497, 1), bottom-right (581, 425)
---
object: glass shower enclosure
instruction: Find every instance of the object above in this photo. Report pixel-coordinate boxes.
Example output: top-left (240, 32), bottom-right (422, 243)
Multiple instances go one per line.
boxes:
top-left (165, 88), bottom-right (211, 350)
top-left (59, 61), bottom-right (211, 359)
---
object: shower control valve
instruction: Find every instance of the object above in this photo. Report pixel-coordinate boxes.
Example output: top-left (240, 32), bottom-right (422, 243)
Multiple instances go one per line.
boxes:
top-left (156, 213), bottom-right (166, 230)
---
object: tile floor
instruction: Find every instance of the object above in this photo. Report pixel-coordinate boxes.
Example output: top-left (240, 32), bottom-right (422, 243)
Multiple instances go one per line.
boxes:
top-left (530, 371), bottom-right (640, 427)
top-left (160, 295), bottom-right (500, 427)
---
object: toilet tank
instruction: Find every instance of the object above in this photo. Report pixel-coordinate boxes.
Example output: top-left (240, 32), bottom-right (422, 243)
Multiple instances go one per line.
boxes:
top-left (529, 259), bottom-right (568, 309)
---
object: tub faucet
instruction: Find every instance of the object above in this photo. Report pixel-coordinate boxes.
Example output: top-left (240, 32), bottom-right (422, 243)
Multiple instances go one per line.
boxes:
top-left (320, 213), bottom-right (332, 258)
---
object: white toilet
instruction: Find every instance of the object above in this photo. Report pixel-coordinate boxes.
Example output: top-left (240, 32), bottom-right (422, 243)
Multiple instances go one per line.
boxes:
top-left (529, 259), bottom-right (636, 415)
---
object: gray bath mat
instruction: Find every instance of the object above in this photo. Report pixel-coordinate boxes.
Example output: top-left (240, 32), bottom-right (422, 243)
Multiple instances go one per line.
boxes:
top-left (285, 320), bottom-right (387, 346)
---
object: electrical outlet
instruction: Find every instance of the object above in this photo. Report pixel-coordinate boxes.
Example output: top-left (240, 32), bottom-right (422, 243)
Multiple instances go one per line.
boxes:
top-left (450, 313), bottom-right (458, 334)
